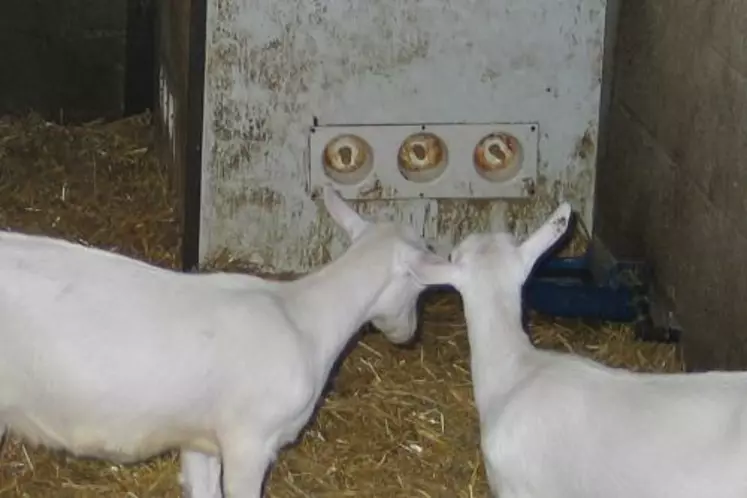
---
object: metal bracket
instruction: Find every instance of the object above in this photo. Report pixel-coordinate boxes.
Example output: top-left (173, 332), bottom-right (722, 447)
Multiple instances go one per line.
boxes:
top-left (308, 122), bottom-right (539, 200)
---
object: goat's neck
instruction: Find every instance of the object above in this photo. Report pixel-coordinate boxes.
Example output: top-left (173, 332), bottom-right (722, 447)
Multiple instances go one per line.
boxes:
top-left (461, 286), bottom-right (535, 415)
top-left (284, 249), bottom-right (389, 391)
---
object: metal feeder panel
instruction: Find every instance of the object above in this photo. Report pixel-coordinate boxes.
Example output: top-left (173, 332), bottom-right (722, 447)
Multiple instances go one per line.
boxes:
top-left (159, 0), bottom-right (618, 275)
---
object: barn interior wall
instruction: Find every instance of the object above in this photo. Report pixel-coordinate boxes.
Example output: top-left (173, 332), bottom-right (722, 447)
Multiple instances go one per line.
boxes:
top-left (596, 1), bottom-right (747, 370)
top-left (0, 0), bottom-right (128, 123)
top-left (199, 0), bottom-right (608, 275)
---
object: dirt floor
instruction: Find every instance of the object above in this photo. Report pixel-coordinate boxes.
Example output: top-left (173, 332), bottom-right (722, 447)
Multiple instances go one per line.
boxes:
top-left (0, 113), bottom-right (684, 497)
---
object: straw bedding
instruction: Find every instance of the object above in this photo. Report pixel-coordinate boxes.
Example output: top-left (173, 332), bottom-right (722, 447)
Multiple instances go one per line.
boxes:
top-left (0, 113), bottom-right (683, 497)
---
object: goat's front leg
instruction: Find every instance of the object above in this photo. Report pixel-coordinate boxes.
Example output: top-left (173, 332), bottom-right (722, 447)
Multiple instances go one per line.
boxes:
top-left (220, 435), bottom-right (274, 498)
top-left (180, 450), bottom-right (223, 498)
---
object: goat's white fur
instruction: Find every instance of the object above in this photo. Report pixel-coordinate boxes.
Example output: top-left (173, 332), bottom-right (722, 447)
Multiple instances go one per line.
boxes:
top-left (0, 185), bottom-right (436, 498)
top-left (408, 204), bottom-right (747, 498)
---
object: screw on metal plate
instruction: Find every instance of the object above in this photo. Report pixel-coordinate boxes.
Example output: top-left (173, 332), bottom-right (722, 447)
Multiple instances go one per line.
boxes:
top-left (523, 178), bottom-right (536, 196)
top-left (309, 185), bottom-right (323, 201)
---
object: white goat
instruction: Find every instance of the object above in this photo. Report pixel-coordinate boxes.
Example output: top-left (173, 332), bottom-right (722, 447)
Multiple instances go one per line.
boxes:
top-left (408, 203), bottom-right (747, 498)
top-left (0, 185), bottom-right (438, 498)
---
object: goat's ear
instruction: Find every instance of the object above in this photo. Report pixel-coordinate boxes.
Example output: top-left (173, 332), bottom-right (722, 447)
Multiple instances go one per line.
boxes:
top-left (519, 202), bottom-right (573, 275)
top-left (323, 184), bottom-right (369, 240)
top-left (407, 251), bottom-right (461, 288)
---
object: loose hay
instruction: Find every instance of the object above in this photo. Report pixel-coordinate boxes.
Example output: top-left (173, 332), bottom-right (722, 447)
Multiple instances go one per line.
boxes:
top-left (0, 113), bottom-right (683, 497)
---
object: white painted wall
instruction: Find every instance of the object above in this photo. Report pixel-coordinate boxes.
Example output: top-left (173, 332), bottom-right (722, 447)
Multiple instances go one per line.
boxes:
top-left (199, 0), bottom-right (612, 273)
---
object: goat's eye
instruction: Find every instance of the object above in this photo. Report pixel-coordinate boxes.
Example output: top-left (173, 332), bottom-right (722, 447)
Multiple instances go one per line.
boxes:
top-left (447, 253), bottom-right (452, 262)
top-left (426, 243), bottom-right (435, 252)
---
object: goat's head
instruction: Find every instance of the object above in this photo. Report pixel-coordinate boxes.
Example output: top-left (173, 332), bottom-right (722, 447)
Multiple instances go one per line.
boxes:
top-left (405, 202), bottom-right (573, 295)
top-left (322, 185), bottom-right (446, 345)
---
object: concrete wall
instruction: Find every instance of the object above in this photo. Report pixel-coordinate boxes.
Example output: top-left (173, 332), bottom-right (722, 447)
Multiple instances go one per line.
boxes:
top-left (198, 0), bottom-right (609, 274)
top-left (597, 0), bottom-right (747, 370)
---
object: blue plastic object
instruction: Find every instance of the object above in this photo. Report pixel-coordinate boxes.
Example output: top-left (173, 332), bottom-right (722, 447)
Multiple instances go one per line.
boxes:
top-left (523, 249), bottom-right (648, 324)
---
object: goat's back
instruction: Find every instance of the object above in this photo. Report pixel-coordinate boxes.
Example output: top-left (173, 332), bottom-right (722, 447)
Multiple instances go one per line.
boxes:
top-left (483, 353), bottom-right (747, 498)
